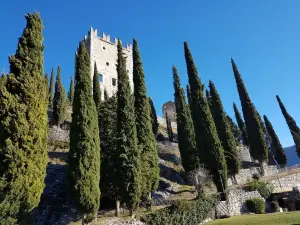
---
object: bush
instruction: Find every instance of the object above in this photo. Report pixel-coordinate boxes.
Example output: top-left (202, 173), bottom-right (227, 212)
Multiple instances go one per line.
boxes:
top-left (246, 180), bottom-right (274, 198)
top-left (252, 173), bottom-right (260, 180)
top-left (142, 195), bottom-right (217, 225)
top-left (246, 198), bottom-right (266, 214)
top-left (295, 199), bottom-right (300, 210)
top-left (269, 201), bottom-right (280, 213)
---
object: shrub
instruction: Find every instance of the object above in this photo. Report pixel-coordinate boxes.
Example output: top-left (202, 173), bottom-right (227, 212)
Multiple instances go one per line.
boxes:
top-left (246, 198), bottom-right (266, 214)
top-left (246, 180), bottom-right (274, 198)
top-left (269, 201), bottom-right (280, 213)
top-left (142, 195), bottom-right (217, 225)
top-left (295, 199), bottom-right (300, 210)
top-left (252, 173), bottom-right (260, 180)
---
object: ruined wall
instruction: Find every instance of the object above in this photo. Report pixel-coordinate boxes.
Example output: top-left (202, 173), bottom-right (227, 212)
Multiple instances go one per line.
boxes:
top-left (162, 101), bottom-right (176, 122)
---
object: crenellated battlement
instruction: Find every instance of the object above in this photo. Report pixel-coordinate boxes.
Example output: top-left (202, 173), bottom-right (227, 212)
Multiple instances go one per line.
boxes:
top-left (85, 27), bottom-right (132, 51)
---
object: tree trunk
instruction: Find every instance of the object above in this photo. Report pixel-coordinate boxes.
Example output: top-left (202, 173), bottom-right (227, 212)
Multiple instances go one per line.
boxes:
top-left (259, 160), bottom-right (265, 176)
top-left (130, 208), bottom-right (135, 218)
top-left (115, 199), bottom-right (120, 217)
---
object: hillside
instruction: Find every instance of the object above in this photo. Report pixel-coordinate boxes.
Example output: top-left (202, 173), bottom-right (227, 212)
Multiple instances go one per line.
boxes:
top-left (284, 145), bottom-right (300, 166)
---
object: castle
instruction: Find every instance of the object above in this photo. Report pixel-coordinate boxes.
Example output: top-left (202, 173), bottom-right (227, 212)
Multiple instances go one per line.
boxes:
top-left (82, 27), bottom-right (133, 99)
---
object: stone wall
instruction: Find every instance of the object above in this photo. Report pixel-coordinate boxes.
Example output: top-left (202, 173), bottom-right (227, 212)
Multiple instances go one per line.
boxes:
top-left (227, 189), bottom-right (263, 216)
top-left (270, 172), bottom-right (300, 192)
top-left (49, 126), bottom-right (69, 142)
top-left (162, 101), bottom-right (176, 122)
top-left (237, 145), bottom-right (252, 163)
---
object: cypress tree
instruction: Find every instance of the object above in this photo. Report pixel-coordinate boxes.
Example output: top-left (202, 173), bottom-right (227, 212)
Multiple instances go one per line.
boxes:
top-left (48, 67), bottom-right (55, 108)
top-left (99, 92), bottom-right (118, 200)
top-left (186, 84), bottom-right (194, 120)
top-left (208, 81), bottom-right (241, 178)
top-left (276, 95), bottom-right (300, 157)
top-left (45, 72), bottom-right (49, 91)
top-left (173, 66), bottom-right (199, 172)
top-left (53, 66), bottom-right (67, 126)
top-left (233, 103), bottom-right (249, 146)
top-left (184, 42), bottom-right (227, 192)
top-left (116, 40), bottom-right (140, 216)
top-left (67, 76), bottom-right (74, 106)
top-left (149, 97), bottom-right (159, 136)
top-left (263, 115), bottom-right (287, 167)
top-left (231, 59), bottom-right (268, 174)
top-left (133, 39), bottom-right (159, 199)
top-left (93, 62), bottom-right (101, 113)
top-left (166, 113), bottom-right (174, 142)
top-left (227, 115), bottom-right (242, 144)
top-left (0, 13), bottom-right (48, 223)
top-left (68, 42), bottom-right (100, 223)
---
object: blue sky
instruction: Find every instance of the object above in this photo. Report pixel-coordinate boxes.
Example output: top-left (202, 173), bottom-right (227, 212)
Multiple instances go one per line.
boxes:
top-left (1, 0), bottom-right (300, 147)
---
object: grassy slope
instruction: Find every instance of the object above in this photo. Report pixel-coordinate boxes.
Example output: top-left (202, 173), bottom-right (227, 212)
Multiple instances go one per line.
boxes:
top-left (207, 212), bottom-right (300, 225)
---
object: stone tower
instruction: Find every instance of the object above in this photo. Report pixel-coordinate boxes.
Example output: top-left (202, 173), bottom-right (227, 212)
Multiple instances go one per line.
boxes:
top-left (82, 27), bottom-right (133, 99)
top-left (162, 101), bottom-right (176, 122)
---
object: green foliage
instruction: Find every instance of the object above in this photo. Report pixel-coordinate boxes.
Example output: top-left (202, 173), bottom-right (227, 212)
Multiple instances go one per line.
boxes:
top-left (172, 66), bottom-right (199, 172)
top-left (166, 113), bottom-right (174, 142)
top-left (116, 40), bottom-right (140, 210)
top-left (53, 66), bottom-right (67, 126)
top-left (186, 84), bottom-right (193, 117)
top-left (93, 62), bottom-right (101, 114)
top-left (233, 103), bottom-right (249, 146)
top-left (276, 95), bottom-right (300, 157)
top-left (246, 180), bottom-right (274, 198)
top-left (68, 42), bottom-right (100, 219)
top-left (263, 115), bottom-right (287, 167)
top-left (48, 139), bottom-right (69, 150)
top-left (227, 115), bottom-right (242, 144)
top-left (246, 198), bottom-right (266, 214)
top-left (184, 42), bottom-right (227, 192)
top-left (49, 67), bottom-right (55, 108)
top-left (143, 195), bottom-right (217, 225)
top-left (0, 12), bottom-right (48, 223)
top-left (99, 93), bottom-right (118, 199)
top-left (67, 76), bottom-right (74, 106)
top-left (148, 97), bottom-right (159, 136)
top-left (133, 39), bottom-right (159, 197)
top-left (208, 80), bottom-right (241, 176)
top-left (231, 59), bottom-right (268, 167)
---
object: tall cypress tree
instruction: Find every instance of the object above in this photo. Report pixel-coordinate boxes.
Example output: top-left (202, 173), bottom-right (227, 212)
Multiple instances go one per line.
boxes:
top-left (166, 113), bottom-right (174, 142)
top-left (99, 92), bottom-right (118, 200)
top-left (231, 59), bottom-right (268, 174)
top-left (173, 66), bottom-right (199, 172)
top-left (93, 62), bottom-right (101, 113)
top-left (149, 97), bottom-right (159, 136)
top-left (0, 13), bottom-right (48, 223)
top-left (208, 80), bottom-right (241, 178)
top-left (116, 40), bottom-right (140, 216)
top-left (68, 42), bottom-right (100, 223)
top-left (48, 67), bottom-right (55, 108)
top-left (133, 39), bottom-right (159, 199)
top-left (67, 76), bottom-right (74, 106)
top-left (233, 103), bottom-right (249, 146)
top-left (227, 115), bottom-right (242, 144)
top-left (53, 66), bottom-right (67, 126)
top-left (263, 115), bottom-right (287, 167)
top-left (184, 42), bottom-right (227, 192)
top-left (186, 84), bottom-right (194, 121)
top-left (276, 95), bottom-right (300, 157)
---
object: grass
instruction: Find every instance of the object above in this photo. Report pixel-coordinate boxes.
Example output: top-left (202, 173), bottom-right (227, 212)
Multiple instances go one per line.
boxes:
top-left (207, 211), bottom-right (300, 225)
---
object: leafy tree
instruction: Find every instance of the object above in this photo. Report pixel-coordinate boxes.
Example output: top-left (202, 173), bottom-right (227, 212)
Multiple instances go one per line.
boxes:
top-left (133, 39), bottom-right (159, 200)
top-left (0, 12), bottom-right (48, 223)
top-left (149, 97), bottom-right (159, 136)
top-left (93, 62), bottom-right (101, 113)
top-left (53, 66), bottom-right (67, 126)
top-left (276, 95), bottom-right (300, 157)
top-left (166, 113), bottom-right (174, 142)
top-left (184, 42), bottom-right (227, 192)
top-left (208, 80), bottom-right (241, 178)
top-left (231, 59), bottom-right (268, 175)
top-left (263, 115), bottom-right (287, 167)
top-left (68, 42), bottom-right (100, 223)
top-left (99, 91), bottom-right (118, 200)
top-left (233, 103), bottom-right (249, 146)
top-left (173, 66), bottom-right (199, 172)
top-left (48, 67), bottom-right (55, 107)
top-left (67, 76), bottom-right (74, 106)
top-left (116, 40), bottom-right (140, 216)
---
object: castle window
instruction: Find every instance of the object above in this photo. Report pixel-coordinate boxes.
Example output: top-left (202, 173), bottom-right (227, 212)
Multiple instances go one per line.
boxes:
top-left (106, 62), bottom-right (109, 66)
top-left (103, 46), bottom-right (106, 50)
top-left (112, 78), bottom-right (117, 86)
top-left (98, 74), bottom-right (103, 83)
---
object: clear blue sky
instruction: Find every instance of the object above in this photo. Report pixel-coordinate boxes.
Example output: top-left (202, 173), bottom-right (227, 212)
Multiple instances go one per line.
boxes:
top-left (1, 0), bottom-right (299, 147)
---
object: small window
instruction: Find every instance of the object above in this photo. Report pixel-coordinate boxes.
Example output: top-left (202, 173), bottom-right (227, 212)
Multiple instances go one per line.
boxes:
top-left (106, 62), bottom-right (109, 66)
top-left (98, 74), bottom-right (103, 83)
top-left (112, 78), bottom-right (117, 86)
top-left (103, 46), bottom-right (106, 50)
